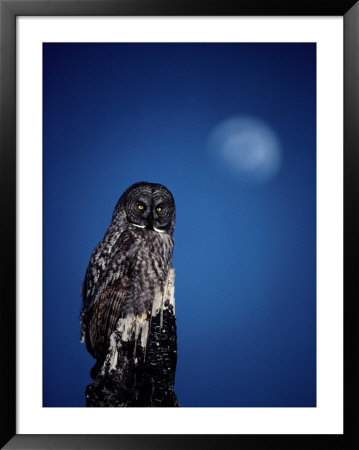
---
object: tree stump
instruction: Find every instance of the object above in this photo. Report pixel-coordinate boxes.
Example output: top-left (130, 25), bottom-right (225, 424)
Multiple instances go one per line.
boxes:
top-left (85, 269), bottom-right (179, 407)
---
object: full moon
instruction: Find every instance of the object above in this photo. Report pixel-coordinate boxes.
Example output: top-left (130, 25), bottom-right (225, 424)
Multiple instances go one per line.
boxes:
top-left (208, 116), bottom-right (282, 184)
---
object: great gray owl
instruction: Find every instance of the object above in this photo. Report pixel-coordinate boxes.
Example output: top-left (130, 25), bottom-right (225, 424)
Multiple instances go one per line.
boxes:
top-left (80, 181), bottom-right (176, 364)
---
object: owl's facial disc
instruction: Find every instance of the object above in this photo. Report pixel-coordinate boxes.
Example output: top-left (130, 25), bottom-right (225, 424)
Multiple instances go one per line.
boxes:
top-left (124, 182), bottom-right (175, 234)
top-left (129, 199), bottom-right (170, 233)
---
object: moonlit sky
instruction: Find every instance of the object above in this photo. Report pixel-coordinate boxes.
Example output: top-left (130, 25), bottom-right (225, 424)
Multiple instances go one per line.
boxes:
top-left (43, 43), bottom-right (316, 407)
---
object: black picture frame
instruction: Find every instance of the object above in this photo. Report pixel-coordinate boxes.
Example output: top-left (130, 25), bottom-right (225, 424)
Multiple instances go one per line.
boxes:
top-left (1, 1), bottom-right (358, 449)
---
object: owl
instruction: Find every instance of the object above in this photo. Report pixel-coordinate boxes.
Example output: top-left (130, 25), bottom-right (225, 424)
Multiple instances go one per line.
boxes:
top-left (80, 182), bottom-right (176, 366)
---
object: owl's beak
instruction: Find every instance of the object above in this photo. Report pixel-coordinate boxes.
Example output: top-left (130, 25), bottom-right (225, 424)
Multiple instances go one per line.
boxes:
top-left (146, 212), bottom-right (154, 230)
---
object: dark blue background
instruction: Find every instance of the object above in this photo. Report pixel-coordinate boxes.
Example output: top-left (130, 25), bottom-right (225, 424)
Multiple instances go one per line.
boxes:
top-left (43, 43), bottom-right (316, 407)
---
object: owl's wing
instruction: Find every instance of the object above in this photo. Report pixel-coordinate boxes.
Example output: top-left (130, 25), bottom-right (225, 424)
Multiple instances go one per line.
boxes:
top-left (81, 229), bottom-right (136, 359)
top-left (85, 278), bottom-right (130, 359)
top-left (82, 228), bottom-right (135, 307)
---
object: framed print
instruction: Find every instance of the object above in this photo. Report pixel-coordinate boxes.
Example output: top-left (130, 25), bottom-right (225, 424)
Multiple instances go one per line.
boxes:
top-left (1, 1), bottom-right (358, 449)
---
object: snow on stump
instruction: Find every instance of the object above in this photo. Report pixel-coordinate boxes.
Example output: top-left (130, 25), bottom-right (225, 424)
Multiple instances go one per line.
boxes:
top-left (85, 268), bottom-right (179, 407)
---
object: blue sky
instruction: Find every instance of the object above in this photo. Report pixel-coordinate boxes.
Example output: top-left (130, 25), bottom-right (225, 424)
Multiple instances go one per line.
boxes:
top-left (43, 43), bottom-right (316, 407)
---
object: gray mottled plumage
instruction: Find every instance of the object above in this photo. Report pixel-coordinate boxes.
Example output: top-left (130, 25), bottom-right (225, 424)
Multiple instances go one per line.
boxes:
top-left (80, 182), bottom-right (175, 361)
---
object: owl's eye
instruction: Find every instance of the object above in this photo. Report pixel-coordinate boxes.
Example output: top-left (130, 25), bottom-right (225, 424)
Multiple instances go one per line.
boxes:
top-left (138, 204), bottom-right (144, 210)
top-left (156, 207), bottom-right (162, 212)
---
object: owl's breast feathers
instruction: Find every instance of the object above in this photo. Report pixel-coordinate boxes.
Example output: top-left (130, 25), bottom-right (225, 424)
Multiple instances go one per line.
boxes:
top-left (81, 227), bottom-right (173, 360)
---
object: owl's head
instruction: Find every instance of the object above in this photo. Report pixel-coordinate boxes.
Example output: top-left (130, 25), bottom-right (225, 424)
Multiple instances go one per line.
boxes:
top-left (115, 182), bottom-right (176, 236)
